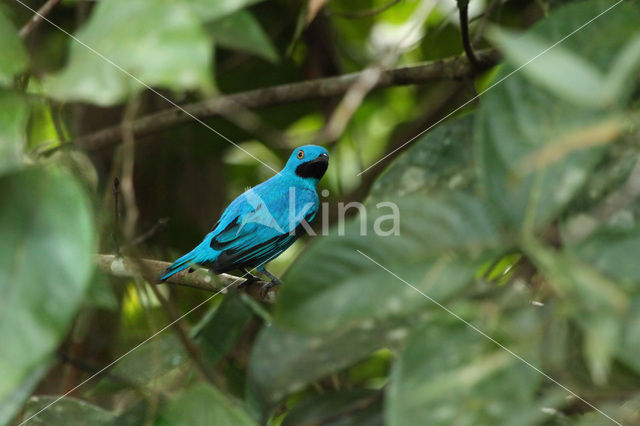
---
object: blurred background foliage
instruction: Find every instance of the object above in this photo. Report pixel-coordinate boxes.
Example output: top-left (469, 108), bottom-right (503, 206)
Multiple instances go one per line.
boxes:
top-left (1, 0), bottom-right (640, 424)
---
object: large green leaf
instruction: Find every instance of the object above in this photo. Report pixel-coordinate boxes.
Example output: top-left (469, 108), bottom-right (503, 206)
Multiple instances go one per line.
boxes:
top-left (386, 320), bottom-right (545, 426)
top-left (0, 8), bottom-right (27, 86)
top-left (0, 168), bottom-right (94, 424)
top-left (44, 0), bottom-right (213, 106)
top-left (488, 27), bottom-right (605, 108)
top-left (603, 34), bottom-right (640, 106)
top-left (92, 334), bottom-right (188, 394)
top-left (525, 241), bottom-right (629, 384)
top-left (22, 396), bottom-right (116, 426)
top-left (0, 90), bottom-right (30, 175)
top-left (181, 0), bottom-right (265, 22)
top-left (618, 297), bottom-right (640, 375)
top-left (368, 114), bottom-right (475, 200)
top-left (565, 226), bottom-right (640, 376)
top-left (490, 27), bottom-right (640, 109)
top-left (568, 225), bottom-right (640, 288)
top-left (207, 11), bottom-right (278, 62)
top-left (275, 194), bottom-right (502, 334)
top-left (476, 0), bottom-right (640, 230)
top-left (282, 389), bottom-right (383, 426)
top-left (247, 317), bottom-right (409, 420)
top-left (0, 364), bottom-right (49, 425)
top-left (157, 383), bottom-right (256, 426)
top-left (194, 290), bottom-right (254, 365)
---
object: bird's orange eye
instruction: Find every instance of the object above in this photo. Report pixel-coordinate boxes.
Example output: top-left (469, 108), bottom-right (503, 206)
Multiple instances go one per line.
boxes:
top-left (297, 150), bottom-right (305, 159)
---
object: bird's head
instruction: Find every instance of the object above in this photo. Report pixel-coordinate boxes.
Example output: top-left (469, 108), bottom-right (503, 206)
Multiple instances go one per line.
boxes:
top-left (284, 145), bottom-right (329, 184)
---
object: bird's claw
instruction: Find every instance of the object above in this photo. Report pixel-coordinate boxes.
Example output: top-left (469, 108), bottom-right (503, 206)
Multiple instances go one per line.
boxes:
top-left (259, 279), bottom-right (281, 298)
top-left (238, 275), bottom-right (259, 289)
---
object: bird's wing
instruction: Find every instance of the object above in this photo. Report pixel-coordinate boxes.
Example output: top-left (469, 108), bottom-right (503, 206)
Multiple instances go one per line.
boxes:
top-left (207, 185), bottom-right (318, 270)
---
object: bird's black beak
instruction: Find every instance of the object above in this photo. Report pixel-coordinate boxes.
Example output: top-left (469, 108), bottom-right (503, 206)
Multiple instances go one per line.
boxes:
top-left (295, 154), bottom-right (329, 179)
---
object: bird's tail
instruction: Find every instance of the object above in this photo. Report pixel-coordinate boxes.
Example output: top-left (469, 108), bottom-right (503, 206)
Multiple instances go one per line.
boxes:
top-left (159, 246), bottom-right (208, 282)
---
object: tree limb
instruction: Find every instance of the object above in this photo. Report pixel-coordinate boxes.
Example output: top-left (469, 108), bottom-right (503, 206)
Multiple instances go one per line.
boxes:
top-left (74, 49), bottom-right (499, 151)
top-left (19, 0), bottom-right (61, 39)
top-left (95, 254), bottom-right (274, 301)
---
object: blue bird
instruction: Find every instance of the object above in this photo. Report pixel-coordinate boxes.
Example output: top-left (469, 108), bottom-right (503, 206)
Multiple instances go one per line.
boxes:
top-left (160, 145), bottom-right (329, 294)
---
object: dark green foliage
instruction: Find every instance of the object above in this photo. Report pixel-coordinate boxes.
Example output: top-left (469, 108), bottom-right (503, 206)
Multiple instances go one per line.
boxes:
top-left (3, 0), bottom-right (640, 425)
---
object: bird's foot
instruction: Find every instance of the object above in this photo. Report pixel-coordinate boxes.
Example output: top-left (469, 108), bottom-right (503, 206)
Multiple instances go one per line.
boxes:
top-left (259, 278), bottom-right (282, 298)
top-left (238, 268), bottom-right (261, 289)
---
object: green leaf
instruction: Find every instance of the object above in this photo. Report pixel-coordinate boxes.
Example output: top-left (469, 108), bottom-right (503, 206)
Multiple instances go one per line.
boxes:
top-left (0, 90), bottom-right (30, 175)
top-left (44, 0), bottom-right (213, 106)
top-left (0, 168), bottom-right (94, 423)
top-left (207, 11), bottom-right (278, 62)
top-left (0, 364), bottom-right (49, 425)
top-left (574, 395), bottom-right (640, 426)
top-left (0, 8), bottom-right (28, 85)
top-left (525, 240), bottom-right (629, 384)
top-left (247, 318), bottom-right (409, 420)
top-left (603, 34), bottom-right (640, 106)
top-left (526, 241), bottom-right (628, 314)
top-left (568, 225), bottom-right (640, 288)
top-left (275, 194), bottom-right (501, 334)
top-left (194, 291), bottom-right (253, 365)
top-left (582, 314), bottom-right (620, 385)
top-left (477, 0), bottom-right (640, 231)
top-left (386, 321), bottom-right (542, 426)
top-left (368, 114), bottom-right (475, 200)
top-left (569, 226), bottom-right (640, 374)
top-left (618, 297), bottom-right (640, 375)
top-left (98, 334), bottom-right (189, 393)
top-left (282, 389), bottom-right (383, 426)
top-left (488, 27), bottom-right (606, 108)
top-left (181, 0), bottom-right (265, 22)
top-left (157, 383), bottom-right (256, 426)
top-left (21, 396), bottom-right (116, 426)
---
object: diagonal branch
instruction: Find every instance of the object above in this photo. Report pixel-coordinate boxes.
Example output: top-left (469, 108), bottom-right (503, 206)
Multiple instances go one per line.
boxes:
top-left (20, 0), bottom-right (61, 39)
top-left (74, 49), bottom-right (499, 151)
top-left (95, 254), bottom-right (274, 301)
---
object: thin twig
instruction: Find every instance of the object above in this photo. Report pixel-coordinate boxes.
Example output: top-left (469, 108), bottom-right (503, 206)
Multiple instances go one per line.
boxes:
top-left (67, 50), bottom-right (498, 152)
top-left (120, 97), bottom-right (141, 241)
top-left (457, 0), bottom-right (479, 69)
top-left (133, 259), bottom-right (220, 386)
top-left (19, 0), bottom-right (61, 38)
top-left (132, 217), bottom-right (169, 245)
top-left (305, 0), bottom-right (330, 26)
top-left (473, 0), bottom-right (502, 46)
top-left (112, 178), bottom-right (121, 256)
top-left (320, 1), bottom-right (444, 144)
top-left (57, 353), bottom-right (145, 392)
top-left (331, 0), bottom-right (402, 19)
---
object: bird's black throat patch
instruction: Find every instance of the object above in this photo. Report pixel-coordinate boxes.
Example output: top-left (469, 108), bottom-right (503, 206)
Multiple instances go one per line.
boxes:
top-left (295, 157), bottom-right (328, 180)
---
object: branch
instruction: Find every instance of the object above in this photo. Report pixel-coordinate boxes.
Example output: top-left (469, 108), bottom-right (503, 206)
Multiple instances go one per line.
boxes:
top-left (20, 0), bottom-right (61, 39)
top-left (95, 254), bottom-right (274, 301)
top-left (331, 0), bottom-right (401, 19)
top-left (457, 0), bottom-right (479, 69)
top-left (74, 49), bottom-right (499, 151)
